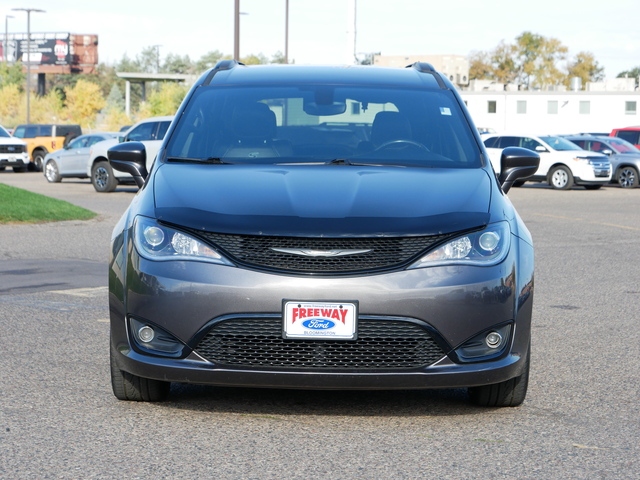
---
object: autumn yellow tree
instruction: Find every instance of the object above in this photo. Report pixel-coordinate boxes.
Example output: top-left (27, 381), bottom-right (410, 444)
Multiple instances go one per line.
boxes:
top-left (64, 79), bottom-right (106, 128)
top-left (146, 82), bottom-right (189, 117)
top-left (0, 84), bottom-right (22, 125)
top-left (566, 52), bottom-right (605, 89)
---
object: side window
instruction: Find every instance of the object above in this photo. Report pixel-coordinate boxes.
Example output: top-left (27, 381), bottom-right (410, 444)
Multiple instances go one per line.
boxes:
top-left (617, 131), bottom-right (639, 145)
top-left (156, 122), bottom-right (170, 140)
top-left (126, 122), bottom-right (156, 142)
top-left (13, 126), bottom-right (27, 138)
top-left (572, 140), bottom-right (587, 149)
top-left (39, 125), bottom-right (53, 136)
top-left (498, 136), bottom-right (520, 148)
top-left (24, 126), bottom-right (39, 138)
top-left (67, 137), bottom-right (89, 149)
top-left (483, 137), bottom-right (499, 148)
top-left (88, 136), bottom-right (105, 147)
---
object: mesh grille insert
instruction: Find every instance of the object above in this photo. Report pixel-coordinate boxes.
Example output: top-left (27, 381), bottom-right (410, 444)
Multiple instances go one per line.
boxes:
top-left (182, 229), bottom-right (452, 274)
top-left (194, 317), bottom-right (446, 370)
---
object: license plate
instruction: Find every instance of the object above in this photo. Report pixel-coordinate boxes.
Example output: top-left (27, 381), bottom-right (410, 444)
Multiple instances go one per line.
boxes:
top-left (283, 300), bottom-right (358, 340)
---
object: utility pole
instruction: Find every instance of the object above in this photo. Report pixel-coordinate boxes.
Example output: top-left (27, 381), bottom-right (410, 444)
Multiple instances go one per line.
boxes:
top-left (284, 0), bottom-right (289, 64)
top-left (12, 7), bottom-right (46, 124)
top-left (4, 15), bottom-right (13, 63)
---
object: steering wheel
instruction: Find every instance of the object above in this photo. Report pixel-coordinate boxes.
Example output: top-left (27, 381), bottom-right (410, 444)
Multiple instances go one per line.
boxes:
top-left (375, 139), bottom-right (430, 152)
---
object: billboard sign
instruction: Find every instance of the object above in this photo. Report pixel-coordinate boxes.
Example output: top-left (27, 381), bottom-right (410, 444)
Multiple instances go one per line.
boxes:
top-left (1, 33), bottom-right (70, 65)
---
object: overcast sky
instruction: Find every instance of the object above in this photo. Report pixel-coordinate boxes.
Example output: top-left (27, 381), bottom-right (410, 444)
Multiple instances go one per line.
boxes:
top-left (3, 0), bottom-right (638, 78)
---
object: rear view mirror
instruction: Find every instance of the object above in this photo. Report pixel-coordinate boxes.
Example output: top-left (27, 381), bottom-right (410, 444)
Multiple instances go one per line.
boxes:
top-left (303, 87), bottom-right (346, 116)
top-left (303, 102), bottom-right (346, 116)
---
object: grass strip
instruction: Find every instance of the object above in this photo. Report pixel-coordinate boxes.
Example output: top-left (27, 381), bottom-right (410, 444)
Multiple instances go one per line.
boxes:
top-left (0, 183), bottom-right (97, 224)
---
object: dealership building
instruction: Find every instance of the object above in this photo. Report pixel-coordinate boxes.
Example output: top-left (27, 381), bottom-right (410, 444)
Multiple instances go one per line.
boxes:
top-left (374, 54), bottom-right (640, 135)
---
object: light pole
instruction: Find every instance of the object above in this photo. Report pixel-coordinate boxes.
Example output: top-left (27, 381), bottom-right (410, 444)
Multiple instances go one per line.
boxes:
top-left (152, 44), bottom-right (162, 73)
top-left (233, 1), bottom-right (248, 61)
top-left (12, 7), bottom-right (45, 124)
top-left (284, 0), bottom-right (289, 64)
top-left (234, 0), bottom-right (240, 61)
top-left (4, 15), bottom-right (13, 63)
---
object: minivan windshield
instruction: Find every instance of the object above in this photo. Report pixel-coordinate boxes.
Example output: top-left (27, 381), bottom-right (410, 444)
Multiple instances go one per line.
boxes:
top-left (165, 84), bottom-right (481, 168)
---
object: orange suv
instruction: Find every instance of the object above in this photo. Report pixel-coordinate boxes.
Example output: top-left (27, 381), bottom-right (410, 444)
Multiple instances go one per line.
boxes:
top-left (12, 124), bottom-right (82, 171)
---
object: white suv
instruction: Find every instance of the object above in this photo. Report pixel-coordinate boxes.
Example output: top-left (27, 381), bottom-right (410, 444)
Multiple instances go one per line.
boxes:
top-left (483, 134), bottom-right (611, 190)
top-left (87, 116), bottom-right (173, 192)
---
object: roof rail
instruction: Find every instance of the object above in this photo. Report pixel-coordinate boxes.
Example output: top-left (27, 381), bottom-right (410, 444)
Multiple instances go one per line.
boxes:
top-left (203, 59), bottom-right (245, 84)
top-left (407, 62), bottom-right (436, 73)
top-left (406, 62), bottom-right (447, 89)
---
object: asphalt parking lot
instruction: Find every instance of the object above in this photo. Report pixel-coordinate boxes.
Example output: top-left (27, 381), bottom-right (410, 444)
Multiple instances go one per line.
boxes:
top-left (1, 171), bottom-right (639, 479)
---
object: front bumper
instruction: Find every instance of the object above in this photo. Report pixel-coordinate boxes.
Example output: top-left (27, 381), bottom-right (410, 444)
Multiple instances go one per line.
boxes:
top-left (110, 234), bottom-right (534, 390)
top-left (0, 153), bottom-right (30, 168)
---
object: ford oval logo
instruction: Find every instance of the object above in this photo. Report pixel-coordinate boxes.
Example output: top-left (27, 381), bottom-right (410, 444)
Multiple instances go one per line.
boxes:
top-left (302, 319), bottom-right (335, 330)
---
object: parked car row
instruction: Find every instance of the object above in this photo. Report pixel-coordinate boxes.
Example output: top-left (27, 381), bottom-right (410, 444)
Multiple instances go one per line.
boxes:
top-left (482, 129), bottom-right (640, 189)
top-left (4, 119), bottom-right (639, 192)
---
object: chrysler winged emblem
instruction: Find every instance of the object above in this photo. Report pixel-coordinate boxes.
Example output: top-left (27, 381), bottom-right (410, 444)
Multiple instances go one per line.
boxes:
top-left (270, 248), bottom-right (372, 257)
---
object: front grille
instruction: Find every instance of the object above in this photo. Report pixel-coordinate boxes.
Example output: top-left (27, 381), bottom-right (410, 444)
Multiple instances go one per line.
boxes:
top-left (194, 317), bottom-right (446, 370)
top-left (0, 145), bottom-right (25, 154)
top-left (183, 229), bottom-right (452, 274)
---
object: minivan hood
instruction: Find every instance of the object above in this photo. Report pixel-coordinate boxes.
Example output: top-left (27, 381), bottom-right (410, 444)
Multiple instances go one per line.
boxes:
top-left (153, 164), bottom-right (492, 236)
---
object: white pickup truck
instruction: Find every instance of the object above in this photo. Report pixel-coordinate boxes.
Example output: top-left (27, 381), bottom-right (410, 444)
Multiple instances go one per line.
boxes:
top-left (87, 116), bottom-right (174, 192)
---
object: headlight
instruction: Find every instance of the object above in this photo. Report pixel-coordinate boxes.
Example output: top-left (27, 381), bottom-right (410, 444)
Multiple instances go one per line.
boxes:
top-left (409, 221), bottom-right (510, 268)
top-left (133, 216), bottom-right (233, 265)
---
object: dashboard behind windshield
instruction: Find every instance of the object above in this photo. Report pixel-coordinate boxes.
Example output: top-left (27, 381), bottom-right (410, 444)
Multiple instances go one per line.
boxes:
top-left (165, 84), bottom-right (481, 168)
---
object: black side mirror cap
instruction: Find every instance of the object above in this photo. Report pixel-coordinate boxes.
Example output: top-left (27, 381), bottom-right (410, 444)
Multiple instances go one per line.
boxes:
top-left (108, 141), bottom-right (148, 188)
top-left (499, 147), bottom-right (540, 193)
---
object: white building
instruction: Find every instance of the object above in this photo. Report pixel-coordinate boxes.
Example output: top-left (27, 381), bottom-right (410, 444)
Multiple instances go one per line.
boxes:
top-left (460, 78), bottom-right (639, 134)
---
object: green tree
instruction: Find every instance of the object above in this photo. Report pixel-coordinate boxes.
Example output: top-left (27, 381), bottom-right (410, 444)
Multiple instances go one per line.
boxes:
top-left (106, 83), bottom-right (125, 111)
top-left (0, 61), bottom-right (25, 89)
top-left (195, 50), bottom-right (225, 72)
top-left (241, 53), bottom-right (269, 65)
top-left (566, 52), bottom-right (605, 89)
top-left (271, 51), bottom-right (287, 64)
top-left (163, 53), bottom-right (193, 74)
top-left (617, 66), bottom-right (640, 88)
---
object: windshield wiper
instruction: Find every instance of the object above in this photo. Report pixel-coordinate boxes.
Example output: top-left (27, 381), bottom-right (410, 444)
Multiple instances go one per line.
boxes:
top-left (166, 156), bottom-right (231, 164)
top-left (325, 158), bottom-right (353, 165)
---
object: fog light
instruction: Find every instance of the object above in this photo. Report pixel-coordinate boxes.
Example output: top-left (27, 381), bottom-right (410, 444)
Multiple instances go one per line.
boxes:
top-left (485, 331), bottom-right (503, 349)
top-left (138, 325), bottom-right (155, 343)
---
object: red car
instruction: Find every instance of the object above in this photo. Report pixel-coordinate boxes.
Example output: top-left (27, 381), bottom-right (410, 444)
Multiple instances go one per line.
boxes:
top-left (611, 126), bottom-right (640, 148)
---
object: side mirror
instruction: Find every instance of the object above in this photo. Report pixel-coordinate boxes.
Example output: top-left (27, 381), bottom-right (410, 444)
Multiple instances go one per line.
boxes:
top-left (601, 149), bottom-right (613, 156)
top-left (108, 141), bottom-right (147, 188)
top-left (535, 145), bottom-right (548, 153)
top-left (499, 147), bottom-right (540, 193)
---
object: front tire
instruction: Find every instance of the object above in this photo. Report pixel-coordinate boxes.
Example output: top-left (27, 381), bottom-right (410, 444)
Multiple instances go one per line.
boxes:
top-left (468, 349), bottom-right (530, 407)
top-left (110, 347), bottom-right (170, 402)
top-left (617, 166), bottom-right (639, 188)
top-left (549, 165), bottom-right (574, 190)
top-left (91, 160), bottom-right (119, 192)
top-left (44, 160), bottom-right (62, 183)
